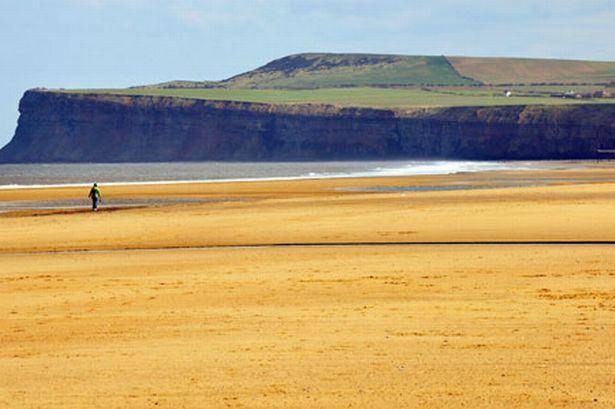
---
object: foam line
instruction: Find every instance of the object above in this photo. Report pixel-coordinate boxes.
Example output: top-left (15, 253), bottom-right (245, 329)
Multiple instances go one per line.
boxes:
top-left (0, 161), bottom-right (537, 190)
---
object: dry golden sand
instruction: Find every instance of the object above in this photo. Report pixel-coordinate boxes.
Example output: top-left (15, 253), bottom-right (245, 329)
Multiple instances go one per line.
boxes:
top-left (1, 166), bottom-right (614, 407)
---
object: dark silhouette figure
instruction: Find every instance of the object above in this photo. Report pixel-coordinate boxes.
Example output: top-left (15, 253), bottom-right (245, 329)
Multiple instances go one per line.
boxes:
top-left (88, 183), bottom-right (101, 211)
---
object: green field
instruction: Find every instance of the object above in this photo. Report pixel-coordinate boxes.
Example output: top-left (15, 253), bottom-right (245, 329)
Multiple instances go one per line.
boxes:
top-left (66, 87), bottom-right (614, 109)
top-left (503, 84), bottom-right (607, 93)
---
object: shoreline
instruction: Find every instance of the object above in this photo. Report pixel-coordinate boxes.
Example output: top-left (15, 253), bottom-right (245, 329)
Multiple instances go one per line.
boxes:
top-left (0, 159), bottom-right (595, 191)
top-left (3, 164), bottom-right (615, 251)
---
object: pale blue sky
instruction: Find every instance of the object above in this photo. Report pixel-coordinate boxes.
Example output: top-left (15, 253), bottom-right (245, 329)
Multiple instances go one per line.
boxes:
top-left (1, 0), bottom-right (614, 147)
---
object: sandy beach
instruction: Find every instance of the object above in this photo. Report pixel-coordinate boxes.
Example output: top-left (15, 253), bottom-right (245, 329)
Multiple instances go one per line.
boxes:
top-left (1, 165), bottom-right (614, 407)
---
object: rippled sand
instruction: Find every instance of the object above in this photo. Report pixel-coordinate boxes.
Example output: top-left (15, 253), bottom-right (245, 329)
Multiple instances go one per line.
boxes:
top-left (1, 165), bottom-right (614, 407)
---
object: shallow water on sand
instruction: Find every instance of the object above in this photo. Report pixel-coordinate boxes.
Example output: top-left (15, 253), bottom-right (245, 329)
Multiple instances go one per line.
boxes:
top-left (341, 177), bottom-right (615, 193)
top-left (0, 160), bottom-right (541, 188)
top-left (0, 197), bottom-right (235, 213)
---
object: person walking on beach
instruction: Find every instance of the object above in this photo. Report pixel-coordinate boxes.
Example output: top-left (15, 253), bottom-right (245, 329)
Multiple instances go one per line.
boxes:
top-left (88, 183), bottom-right (101, 211)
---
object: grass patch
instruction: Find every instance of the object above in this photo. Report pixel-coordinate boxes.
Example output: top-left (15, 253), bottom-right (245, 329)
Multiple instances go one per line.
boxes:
top-left (64, 87), bottom-right (614, 109)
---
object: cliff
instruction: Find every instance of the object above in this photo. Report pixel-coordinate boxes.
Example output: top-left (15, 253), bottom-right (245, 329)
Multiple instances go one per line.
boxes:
top-left (0, 90), bottom-right (614, 163)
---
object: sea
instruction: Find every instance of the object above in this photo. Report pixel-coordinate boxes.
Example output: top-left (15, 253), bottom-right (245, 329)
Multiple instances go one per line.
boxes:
top-left (0, 160), bottom-right (539, 189)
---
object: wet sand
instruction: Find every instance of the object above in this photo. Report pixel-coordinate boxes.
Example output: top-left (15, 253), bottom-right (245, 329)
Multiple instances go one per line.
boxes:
top-left (1, 165), bottom-right (615, 407)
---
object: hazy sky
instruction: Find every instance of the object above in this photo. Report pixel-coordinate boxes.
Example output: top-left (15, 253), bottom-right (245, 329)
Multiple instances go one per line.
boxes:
top-left (1, 0), bottom-right (614, 147)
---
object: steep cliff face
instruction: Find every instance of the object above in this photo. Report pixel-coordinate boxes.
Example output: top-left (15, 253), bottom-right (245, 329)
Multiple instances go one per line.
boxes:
top-left (0, 90), bottom-right (613, 163)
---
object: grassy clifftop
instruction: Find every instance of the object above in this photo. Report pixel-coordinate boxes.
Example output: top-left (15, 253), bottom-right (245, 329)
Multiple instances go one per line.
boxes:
top-left (140, 54), bottom-right (476, 89)
top-left (218, 53), bottom-right (476, 88)
top-left (141, 53), bottom-right (615, 90)
top-left (57, 53), bottom-right (615, 109)
top-left (65, 87), bottom-right (613, 110)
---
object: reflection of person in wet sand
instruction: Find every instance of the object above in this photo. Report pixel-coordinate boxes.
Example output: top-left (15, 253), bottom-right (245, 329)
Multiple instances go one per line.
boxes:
top-left (88, 183), bottom-right (101, 211)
